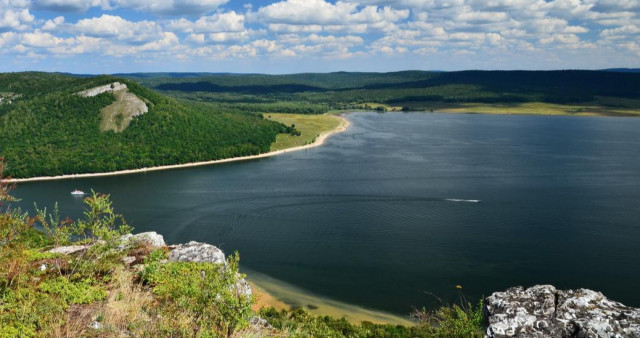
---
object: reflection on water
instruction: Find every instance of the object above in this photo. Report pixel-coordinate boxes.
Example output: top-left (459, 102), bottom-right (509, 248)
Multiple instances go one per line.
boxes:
top-left (13, 112), bottom-right (640, 315)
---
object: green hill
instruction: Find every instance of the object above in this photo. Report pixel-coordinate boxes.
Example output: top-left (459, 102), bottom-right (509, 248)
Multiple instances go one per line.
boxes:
top-left (124, 70), bottom-right (640, 115)
top-left (0, 72), bottom-right (292, 179)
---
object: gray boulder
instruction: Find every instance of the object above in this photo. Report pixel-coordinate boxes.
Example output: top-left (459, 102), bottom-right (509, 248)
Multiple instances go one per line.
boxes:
top-left (235, 274), bottom-right (253, 298)
top-left (168, 241), bottom-right (252, 297)
top-left (485, 285), bottom-right (640, 337)
top-left (168, 241), bottom-right (226, 265)
top-left (47, 244), bottom-right (90, 255)
top-left (119, 231), bottom-right (166, 249)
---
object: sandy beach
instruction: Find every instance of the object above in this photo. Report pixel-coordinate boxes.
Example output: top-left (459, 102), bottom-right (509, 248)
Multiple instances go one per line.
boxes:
top-left (246, 270), bottom-right (414, 326)
top-left (5, 115), bottom-right (349, 183)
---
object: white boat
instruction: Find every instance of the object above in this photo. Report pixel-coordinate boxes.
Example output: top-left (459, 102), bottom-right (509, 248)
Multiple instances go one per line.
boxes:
top-left (71, 190), bottom-right (85, 196)
top-left (446, 198), bottom-right (481, 203)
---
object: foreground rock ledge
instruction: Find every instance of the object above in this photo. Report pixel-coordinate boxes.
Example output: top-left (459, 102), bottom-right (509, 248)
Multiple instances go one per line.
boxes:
top-left (47, 232), bottom-right (251, 298)
top-left (485, 285), bottom-right (640, 337)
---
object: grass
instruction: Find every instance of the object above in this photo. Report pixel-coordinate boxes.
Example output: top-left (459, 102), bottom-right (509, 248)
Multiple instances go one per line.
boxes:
top-left (357, 103), bottom-right (404, 112)
top-left (266, 113), bottom-right (344, 151)
top-left (401, 100), bottom-right (640, 117)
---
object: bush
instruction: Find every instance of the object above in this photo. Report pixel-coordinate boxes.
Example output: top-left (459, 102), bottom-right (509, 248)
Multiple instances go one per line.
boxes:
top-left (142, 252), bottom-right (254, 336)
top-left (39, 277), bottom-right (107, 305)
top-left (412, 296), bottom-right (484, 337)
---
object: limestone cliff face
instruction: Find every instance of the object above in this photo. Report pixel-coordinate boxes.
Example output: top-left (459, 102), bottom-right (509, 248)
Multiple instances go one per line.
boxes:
top-left (485, 285), bottom-right (640, 337)
top-left (76, 82), bottom-right (149, 132)
top-left (77, 82), bottom-right (128, 97)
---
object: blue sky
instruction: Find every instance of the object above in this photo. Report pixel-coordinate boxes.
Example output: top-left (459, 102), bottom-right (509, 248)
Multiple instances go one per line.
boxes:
top-left (1, 0), bottom-right (639, 74)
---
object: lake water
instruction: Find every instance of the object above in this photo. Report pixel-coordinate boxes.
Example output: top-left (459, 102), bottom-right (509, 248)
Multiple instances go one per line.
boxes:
top-left (12, 112), bottom-right (640, 316)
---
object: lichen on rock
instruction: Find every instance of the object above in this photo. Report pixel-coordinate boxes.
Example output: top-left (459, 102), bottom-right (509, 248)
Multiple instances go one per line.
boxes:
top-left (485, 285), bottom-right (640, 337)
top-left (168, 241), bottom-right (226, 265)
top-left (119, 231), bottom-right (166, 249)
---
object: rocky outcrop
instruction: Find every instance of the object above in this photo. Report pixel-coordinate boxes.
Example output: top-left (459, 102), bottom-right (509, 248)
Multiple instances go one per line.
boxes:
top-left (485, 285), bottom-right (640, 337)
top-left (119, 231), bottom-right (166, 249)
top-left (77, 82), bottom-right (127, 97)
top-left (45, 234), bottom-right (253, 298)
top-left (47, 244), bottom-right (91, 255)
top-left (168, 241), bottom-right (226, 265)
top-left (168, 241), bottom-right (252, 297)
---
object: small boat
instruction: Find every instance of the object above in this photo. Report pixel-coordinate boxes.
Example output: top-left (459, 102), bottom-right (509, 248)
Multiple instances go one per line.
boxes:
top-left (446, 198), bottom-right (481, 203)
top-left (71, 190), bottom-right (85, 196)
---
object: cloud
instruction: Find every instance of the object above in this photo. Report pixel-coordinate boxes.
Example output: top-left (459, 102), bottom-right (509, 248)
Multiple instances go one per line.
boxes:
top-left (456, 11), bottom-right (509, 23)
top-left (32, 0), bottom-right (109, 12)
top-left (112, 0), bottom-right (229, 15)
top-left (279, 33), bottom-right (364, 46)
top-left (0, 0), bottom-right (34, 31)
top-left (253, 0), bottom-right (359, 25)
top-left (600, 24), bottom-right (640, 37)
top-left (267, 23), bottom-right (323, 33)
top-left (167, 12), bottom-right (245, 34)
top-left (1, 0), bottom-right (640, 71)
top-left (186, 33), bottom-right (205, 44)
top-left (0, 31), bottom-right (18, 48)
top-left (42, 15), bottom-right (64, 30)
top-left (588, 0), bottom-right (640, 13)
top-left (253, 0), bottom-right (409, 34)
top-left (22, 30), bottom-right (63, 47)
top-left (30, 0), bottom-right (228, 15)
top-left (72, 15), bottom-right (164, 44)
top-left (207, 31), bottom-right (254, 43)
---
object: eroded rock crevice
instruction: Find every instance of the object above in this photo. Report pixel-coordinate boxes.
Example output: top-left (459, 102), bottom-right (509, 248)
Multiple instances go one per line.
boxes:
top-left (485, 285), bottom-right (640, 337)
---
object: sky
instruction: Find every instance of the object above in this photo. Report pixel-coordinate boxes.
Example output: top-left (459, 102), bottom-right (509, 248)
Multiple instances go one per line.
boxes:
top-left (1, 0), bottom-right (639, 74)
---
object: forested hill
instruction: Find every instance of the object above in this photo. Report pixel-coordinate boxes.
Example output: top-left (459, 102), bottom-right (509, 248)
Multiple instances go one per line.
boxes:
top-left (122, 70), bottom-right (640, 114)
top-left (0, 72), bottom-right (291, 179)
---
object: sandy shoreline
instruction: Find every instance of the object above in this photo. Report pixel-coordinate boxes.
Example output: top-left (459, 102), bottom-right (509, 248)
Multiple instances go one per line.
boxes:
top-left (245, 269), bottom-right (414, 326)
top-left (5, 115), bottom-right (350, 183)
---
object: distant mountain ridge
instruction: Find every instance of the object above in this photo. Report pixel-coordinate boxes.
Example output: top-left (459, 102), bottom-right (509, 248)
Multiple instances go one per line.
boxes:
top-left (120, 70), bottom-right (640, 113)
top-left (602, 68), bottom-right (640, 73)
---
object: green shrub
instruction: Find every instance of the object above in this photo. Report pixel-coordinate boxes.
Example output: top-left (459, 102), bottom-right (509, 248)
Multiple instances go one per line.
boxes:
top-left (39, 276), bottom-right (107, 305)
top-left (0, 287), bottom-right (66, 337)
top-left (73, 191), bottom-right (133, 244)
top-left (412, 298), bottom-right (484, 337)
top-left (142, 252), bottom-right (254, 336)
top-left (22, 248), bottom-right (61, 262)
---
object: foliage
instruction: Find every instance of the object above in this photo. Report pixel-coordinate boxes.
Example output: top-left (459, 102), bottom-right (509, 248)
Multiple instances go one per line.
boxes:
top-left (142, 252), bottom-right (255, 336)
top-left (4, 70), bottom-right (638, 178)
top-left (267, 113), bottom-right (343, 151)
top-left (39, 276), bottom-right (107, 305)
top-left (124, 70), bottom-right (640, 116)
top-left (0, 171), bottom-right (135, 336)
top-left (259, 306), bottom-right (430, 337)
top-left (74, 191), bottom-right (132, 243)
top-left (411, 293), bottom-right (484, 337)
top-left (0, 73), bottom-right (295, 178)
top-left (0, 159), bottom-right (34, 246)
top-left (0, 286), bottom-right (67, 337)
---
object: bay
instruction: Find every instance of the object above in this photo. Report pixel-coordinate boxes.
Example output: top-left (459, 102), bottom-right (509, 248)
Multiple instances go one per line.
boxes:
top-left (13, 112), bottom-right (640, 315)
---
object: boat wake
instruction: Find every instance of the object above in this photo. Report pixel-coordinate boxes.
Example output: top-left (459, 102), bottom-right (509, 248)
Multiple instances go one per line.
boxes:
top-left (446, 198), bottom-right (481, 203)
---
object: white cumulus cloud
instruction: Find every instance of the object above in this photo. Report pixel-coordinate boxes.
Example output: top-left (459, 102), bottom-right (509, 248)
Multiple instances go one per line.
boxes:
top-left (112, 0), bottom-right (229, 15)
top-left (0, 0), bottom-right (34, 31)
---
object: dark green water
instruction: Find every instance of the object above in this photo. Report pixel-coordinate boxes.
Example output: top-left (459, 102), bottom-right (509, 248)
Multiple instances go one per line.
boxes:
top-left (13, 112), bottom-right (640, 315)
